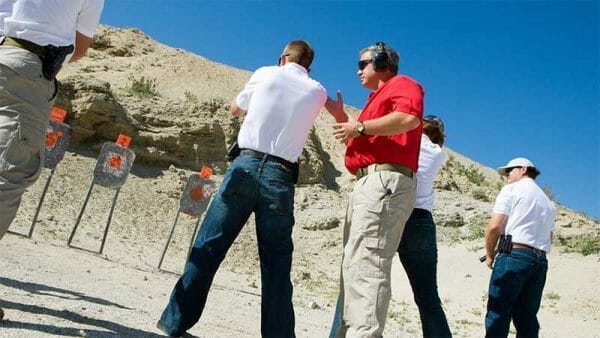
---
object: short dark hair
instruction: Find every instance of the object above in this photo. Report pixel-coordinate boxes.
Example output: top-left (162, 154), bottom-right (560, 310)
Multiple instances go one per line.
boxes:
top-left (525, 166), bottom-right (541, 179)
top-left (423, 120), bottom-right (445, 147)
top-left (284, 40), bottom-right (314, 70)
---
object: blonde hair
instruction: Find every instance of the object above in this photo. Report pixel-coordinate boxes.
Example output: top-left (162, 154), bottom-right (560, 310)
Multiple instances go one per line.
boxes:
top-left (283, 40), bottom-right (314, 70)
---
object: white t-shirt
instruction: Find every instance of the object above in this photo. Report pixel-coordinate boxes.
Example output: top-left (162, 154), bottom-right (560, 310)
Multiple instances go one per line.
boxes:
top-left (415, 134), bottom-right (446, 211)
top-left (492, 177), bottom-right (556, 252)
top-left (236, 63), bottom-right (327, 162)
top-left (0, 0), bottom-right (104, 46)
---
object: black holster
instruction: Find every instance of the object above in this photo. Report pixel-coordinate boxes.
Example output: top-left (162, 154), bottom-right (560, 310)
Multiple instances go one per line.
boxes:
top-left (42, 44), bottom-right (74, 80)
top-left (498, 234), bottom-right (513, 254)
top-left (226, 142), bottom-right (241, 162)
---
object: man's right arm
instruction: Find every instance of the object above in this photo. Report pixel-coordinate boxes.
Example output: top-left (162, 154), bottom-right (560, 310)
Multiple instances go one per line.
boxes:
top-left (69, 31), bottom-right (93, 63)
top-left (485, 213), bottom-right (507, 269)
top-left (230, 97), bottom-right (246, 117)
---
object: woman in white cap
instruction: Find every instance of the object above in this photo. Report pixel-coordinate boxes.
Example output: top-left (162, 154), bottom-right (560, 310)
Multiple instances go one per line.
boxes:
top-left (484, 157), bottom-right (555, 337)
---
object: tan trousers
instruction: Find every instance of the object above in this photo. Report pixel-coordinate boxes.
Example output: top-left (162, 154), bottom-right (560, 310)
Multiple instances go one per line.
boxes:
top-left (336, 170), bottom-right (416, 338)
top-left (0, 46), bottom-right (55, 238)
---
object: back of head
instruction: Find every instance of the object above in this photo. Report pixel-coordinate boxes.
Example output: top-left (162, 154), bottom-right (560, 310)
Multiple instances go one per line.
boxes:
top-left (423, 115), bottom-right (445, 147)
top-left (360, 42), bottom-right (400, 74)
top-left (284, 40), bottom-right (314, 70)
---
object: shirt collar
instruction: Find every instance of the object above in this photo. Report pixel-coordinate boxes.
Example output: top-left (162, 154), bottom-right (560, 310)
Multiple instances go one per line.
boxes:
top-left (283, 62), bottom-right (309, 76)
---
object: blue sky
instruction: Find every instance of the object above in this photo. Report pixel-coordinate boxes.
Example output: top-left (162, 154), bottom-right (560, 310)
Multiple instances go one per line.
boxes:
top-left (101, 1), bottom-right (599, 219)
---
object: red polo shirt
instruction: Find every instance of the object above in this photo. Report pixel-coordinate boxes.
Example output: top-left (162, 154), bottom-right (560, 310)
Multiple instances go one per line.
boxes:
top-left (345, 75), bottom-right (424, 175)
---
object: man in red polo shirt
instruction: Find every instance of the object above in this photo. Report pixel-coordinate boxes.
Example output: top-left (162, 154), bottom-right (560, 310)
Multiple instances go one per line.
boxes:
top-left (329, 42), bottom-right (424, 337)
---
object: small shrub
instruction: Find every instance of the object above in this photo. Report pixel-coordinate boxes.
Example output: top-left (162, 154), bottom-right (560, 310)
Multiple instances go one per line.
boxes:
top-left (462, 165), bottom-right (486, 185)
top-left (91, 34), bottom-right (111, 50)
top-left (472, 189), bottom-right (490, 202)
top-left (441, 213), bottom-right (466, 228)
top-left (542, 185), bottom-right (558, 201)
top-left (126, 76), bottom-right (158, 97)
top-left (544, 292), bottom-right (561, 301)
top-left (467, 222), bottom-right (486, 240)
top-left (184, 91), bottom-right (199, 103)
top-left (558, 233), bottom-right (600, 256)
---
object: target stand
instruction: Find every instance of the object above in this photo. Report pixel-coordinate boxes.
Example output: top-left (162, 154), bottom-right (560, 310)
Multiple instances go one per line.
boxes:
top-left (67, 134), bottom-right (135, 254)
top-left (158, 166), bottom-right (215, 272)
top-left (8, 107), bottom-right (71, 238)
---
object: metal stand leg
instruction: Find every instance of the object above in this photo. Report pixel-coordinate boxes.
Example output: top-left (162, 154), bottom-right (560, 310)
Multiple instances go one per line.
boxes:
top-left (186, 217), bottom-right (203, 260)
top-left (67, 182), bottom-right (94, 246)
top-left (28, 168), bottom-right (56, 238)
top-left (99, 187), bottom-right (120, 254)
top-left (157, 207), bottom-right (182, 269)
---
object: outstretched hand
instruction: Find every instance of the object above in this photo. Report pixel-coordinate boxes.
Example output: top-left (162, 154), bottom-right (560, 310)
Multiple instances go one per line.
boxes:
top-left (325, 90), bottom-right (348, 123)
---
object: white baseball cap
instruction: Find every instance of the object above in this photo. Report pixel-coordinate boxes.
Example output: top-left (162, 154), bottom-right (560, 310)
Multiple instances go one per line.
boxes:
top-left (497, 157), bottom-right (535, 176)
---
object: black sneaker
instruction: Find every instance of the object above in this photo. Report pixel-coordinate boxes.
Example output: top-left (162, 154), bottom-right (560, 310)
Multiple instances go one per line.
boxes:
top-left (156, 320), bottom-right (181, 337)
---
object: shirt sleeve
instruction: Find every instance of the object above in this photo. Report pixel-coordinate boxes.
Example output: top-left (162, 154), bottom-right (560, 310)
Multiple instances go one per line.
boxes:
top-left (429, 148), bottom-right (446, 177)
top-left (492, 185), bottom-right (513, 215)
top-left (390, 81), bottom-right (424, 117)
top-left (77, 0), bottom-right (105, 37)
top-left (235, 67), bottom-right (266, 111)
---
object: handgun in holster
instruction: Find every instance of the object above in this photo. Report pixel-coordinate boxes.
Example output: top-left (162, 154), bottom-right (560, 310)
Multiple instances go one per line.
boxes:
top-left (226, 141), bottom-right (241, 162)
top-left (479, 234), bottom-right (512, 262)
top-left (42, 44), bottom-right (74, 80)
top-left (497, 234), bottom-right (513, 254)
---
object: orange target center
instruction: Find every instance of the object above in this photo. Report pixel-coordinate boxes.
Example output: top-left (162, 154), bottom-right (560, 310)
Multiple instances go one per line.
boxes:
top-left (108, 155), bottom-right (123, 169)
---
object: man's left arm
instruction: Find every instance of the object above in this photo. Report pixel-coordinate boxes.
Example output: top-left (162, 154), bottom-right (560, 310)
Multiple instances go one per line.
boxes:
top-left (71, 0), bottom-right (104, 63)
top-left (484, 213), bottom-right (508, 269)
top-left (332, 111), bottom-right (419, 143)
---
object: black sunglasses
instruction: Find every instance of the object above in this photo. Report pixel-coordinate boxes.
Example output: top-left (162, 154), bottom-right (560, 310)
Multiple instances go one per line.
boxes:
top-left (358, 59), bottom-right (372, 71)
top-left (504, 166), bottom-right (522, 175)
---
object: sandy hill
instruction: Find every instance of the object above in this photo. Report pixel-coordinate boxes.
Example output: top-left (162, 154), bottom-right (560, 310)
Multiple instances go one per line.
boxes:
top-left (1, 26), bottom-right (598, 337)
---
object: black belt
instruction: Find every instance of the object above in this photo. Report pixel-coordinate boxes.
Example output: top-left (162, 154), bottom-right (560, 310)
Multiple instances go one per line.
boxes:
top-left (239, 149), bottom-right (295, 171)
top-left (355, 163), bottom-right (413, 180)
top-left (512, 243), bottom-right (546, 256)
top-left (0, 36), bottom-right (45, 58)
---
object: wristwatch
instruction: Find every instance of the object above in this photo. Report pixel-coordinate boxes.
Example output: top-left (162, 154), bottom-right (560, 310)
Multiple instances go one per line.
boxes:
top-left (356, 122), bottom-right (366, 135)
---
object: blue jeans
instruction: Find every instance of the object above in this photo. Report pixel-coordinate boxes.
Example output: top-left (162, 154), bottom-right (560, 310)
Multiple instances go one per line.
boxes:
top-left (397, 208), bottom-right (451, 337)
top-left (329, 208), bottom-right (451, 338)
top-left (159, 155), bottom-right (296, 337)
top-left (485, 248), bottom-right (548, 338)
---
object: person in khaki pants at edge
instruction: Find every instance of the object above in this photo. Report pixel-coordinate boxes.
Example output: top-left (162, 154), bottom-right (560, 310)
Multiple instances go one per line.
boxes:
top-left (327, 41), bottom-right (424, 337)
top-left (0, 0), bottom-right (104, 320)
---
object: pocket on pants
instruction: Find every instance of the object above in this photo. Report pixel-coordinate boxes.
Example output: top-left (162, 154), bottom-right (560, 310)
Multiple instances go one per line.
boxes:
top-left (221, 165), bottom-right (254, 201)
top-left (0, 123), bottom-right (43, 183)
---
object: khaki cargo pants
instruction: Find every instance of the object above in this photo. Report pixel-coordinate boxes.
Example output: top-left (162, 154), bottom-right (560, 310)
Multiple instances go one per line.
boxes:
top-left (0, 46), bottom-right (55, 239)
top-left (335, 170), bottom-right (416, 338)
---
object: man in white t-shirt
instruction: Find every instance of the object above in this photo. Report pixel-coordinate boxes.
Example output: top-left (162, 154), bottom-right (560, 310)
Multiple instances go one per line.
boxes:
top-left (157, 40), bottom-right (346, 337)
top-left (484, 157), bottom-right (556, 337)
top-left (0, 0), bottom-right (104, 239)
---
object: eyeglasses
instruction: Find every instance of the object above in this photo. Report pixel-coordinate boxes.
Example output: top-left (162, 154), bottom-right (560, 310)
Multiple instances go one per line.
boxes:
top-left (423, 115), bottom-right (444, 131)
top-left (358, 59), bottom-right (372, 71)
top-left (278, 53), bottom-right (290, 65)
top-left (504, 166), bottom-right (521, 175)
